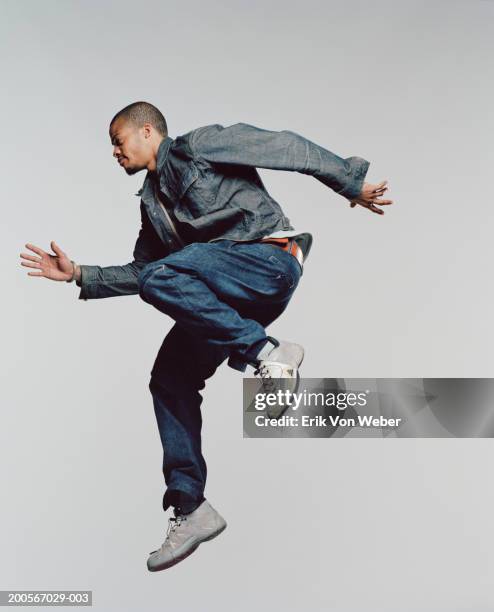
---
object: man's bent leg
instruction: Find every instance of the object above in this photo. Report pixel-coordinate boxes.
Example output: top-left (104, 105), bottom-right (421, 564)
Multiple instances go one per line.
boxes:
top-left (138, 241), bottom-right (302, 371)
top-left (149, 323), bottom-right (229, 514)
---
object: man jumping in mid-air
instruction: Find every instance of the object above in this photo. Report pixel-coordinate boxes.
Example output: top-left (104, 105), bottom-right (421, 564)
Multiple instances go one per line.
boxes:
top-left (20, 101), bottom-right (392, 571)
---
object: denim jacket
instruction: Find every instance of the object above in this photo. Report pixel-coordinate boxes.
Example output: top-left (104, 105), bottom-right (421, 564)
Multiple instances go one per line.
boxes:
top-left (77, 123), bottom-right (370, 300)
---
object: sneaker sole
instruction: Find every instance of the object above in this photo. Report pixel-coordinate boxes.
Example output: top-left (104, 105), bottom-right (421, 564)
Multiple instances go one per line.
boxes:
top-left (147, 522), bottom-right (227, 572)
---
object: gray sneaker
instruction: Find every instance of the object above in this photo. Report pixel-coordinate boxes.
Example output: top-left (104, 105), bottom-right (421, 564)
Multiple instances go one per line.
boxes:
top-left (147, 500), bottom-right (227, 572)
top-left (254, 338), bottom-right (305, 418)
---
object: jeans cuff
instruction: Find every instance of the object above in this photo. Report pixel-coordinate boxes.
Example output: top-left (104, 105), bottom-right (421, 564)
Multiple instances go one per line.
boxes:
top-left (227, 336), bottom-right (278, 372)
top-left (163, 488), bottom-right (204, 514)
top-left (227, 354), bottom-right (249, 372)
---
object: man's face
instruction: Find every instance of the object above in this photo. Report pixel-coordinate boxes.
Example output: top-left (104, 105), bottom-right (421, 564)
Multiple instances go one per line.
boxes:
top-left (109, 117), bottom-right (150, 175)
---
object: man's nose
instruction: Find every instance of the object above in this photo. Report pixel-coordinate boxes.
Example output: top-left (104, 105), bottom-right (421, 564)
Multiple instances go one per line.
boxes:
top-left (113, 146), bottom-right (120, 158)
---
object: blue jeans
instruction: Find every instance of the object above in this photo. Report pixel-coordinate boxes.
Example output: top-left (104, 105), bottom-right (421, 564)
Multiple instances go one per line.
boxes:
top-left (137, 240), bottom-right (302, 513)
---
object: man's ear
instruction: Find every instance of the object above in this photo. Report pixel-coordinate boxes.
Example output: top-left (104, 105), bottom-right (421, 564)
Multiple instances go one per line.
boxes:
top-left (143, 123), bottom-right (153, 139)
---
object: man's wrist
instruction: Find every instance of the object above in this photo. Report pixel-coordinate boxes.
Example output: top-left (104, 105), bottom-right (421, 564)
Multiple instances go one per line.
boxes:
top-left (66, 261), bottom-right (81, 283)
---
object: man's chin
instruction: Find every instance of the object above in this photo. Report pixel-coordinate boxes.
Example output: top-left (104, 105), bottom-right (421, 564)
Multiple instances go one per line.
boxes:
top-left (124, 166), bottom-right (142, 176)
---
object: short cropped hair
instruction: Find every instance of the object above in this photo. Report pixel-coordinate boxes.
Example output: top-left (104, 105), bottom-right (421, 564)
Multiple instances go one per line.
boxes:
top-left (110, 101), bottom-right (168, 136)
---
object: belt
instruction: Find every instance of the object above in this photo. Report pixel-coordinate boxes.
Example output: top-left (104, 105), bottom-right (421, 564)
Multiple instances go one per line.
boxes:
top-left (258, 237), bottom-right (304, 269)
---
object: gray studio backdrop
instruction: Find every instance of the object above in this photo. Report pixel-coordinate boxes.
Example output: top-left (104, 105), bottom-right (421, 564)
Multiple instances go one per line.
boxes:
top-left (2, 1), bottom-right (494, 611)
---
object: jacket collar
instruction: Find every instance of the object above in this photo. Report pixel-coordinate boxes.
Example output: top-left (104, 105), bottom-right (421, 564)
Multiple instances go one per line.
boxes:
top-left (156, 136), bottom-right (173, 174)
top-left (135, 135), bottom-right (173, 199)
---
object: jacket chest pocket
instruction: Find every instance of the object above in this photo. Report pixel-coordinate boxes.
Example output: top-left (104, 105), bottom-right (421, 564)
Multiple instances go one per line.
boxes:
top-left (173, 165), bottom-right (223, 219)
top-left (165, 164), bottom-right (199, 200)
top-left (188, 166), bottom-right (220, 205)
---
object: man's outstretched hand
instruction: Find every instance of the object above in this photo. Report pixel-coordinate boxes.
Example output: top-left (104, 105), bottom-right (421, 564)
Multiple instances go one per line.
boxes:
top-left (349, 180), bottom-right (393, 215)
top-left (20, 241), bottom-right (75, 281)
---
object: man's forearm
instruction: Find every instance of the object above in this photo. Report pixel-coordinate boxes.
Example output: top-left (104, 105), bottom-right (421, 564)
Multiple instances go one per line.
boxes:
top-left (75, 262), bottom-right (144, 300)
top-left (73, 200), bottom-right (169, 300)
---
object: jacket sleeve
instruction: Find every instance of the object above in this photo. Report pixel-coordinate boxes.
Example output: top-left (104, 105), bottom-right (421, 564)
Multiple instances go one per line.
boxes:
top-left (188, 122), bottom-right (370, 201)
top-left (77, 201), bottom-right (167, 300)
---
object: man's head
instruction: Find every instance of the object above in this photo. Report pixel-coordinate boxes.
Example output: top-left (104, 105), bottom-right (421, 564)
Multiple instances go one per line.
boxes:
top-left (109, 101), bottom-right (167, 175)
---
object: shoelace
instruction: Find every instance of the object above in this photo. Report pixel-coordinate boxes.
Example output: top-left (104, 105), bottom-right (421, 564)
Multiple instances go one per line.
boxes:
top-left (168, 515), bottom-right (186, 534)
top-left (150, 515), bottom-right (187, 554)
top-left (254, 363), bottom-right (277, 393)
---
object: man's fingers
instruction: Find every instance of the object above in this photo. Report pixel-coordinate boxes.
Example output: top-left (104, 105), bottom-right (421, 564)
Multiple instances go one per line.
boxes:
top-left (21, 261), bottom-right (42, 269)
top-left (368, 203), bottom-right (384, 215)
top-left (50, 241), bottom-right (65, 257)
top-left (352, 200), bottom-right (385, 215)
top-left (20, 252), bottom-right (42, 263)
top-left (25, 243), bottom-right (47, 257)
top-left (350, 191), bottom-right (392, 214)
top-left (27, 271), bottom-right (43, 276)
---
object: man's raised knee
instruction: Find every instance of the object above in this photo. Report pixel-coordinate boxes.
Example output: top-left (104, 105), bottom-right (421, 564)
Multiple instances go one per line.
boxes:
top-left (138, 260), bottom-right (165, 301)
